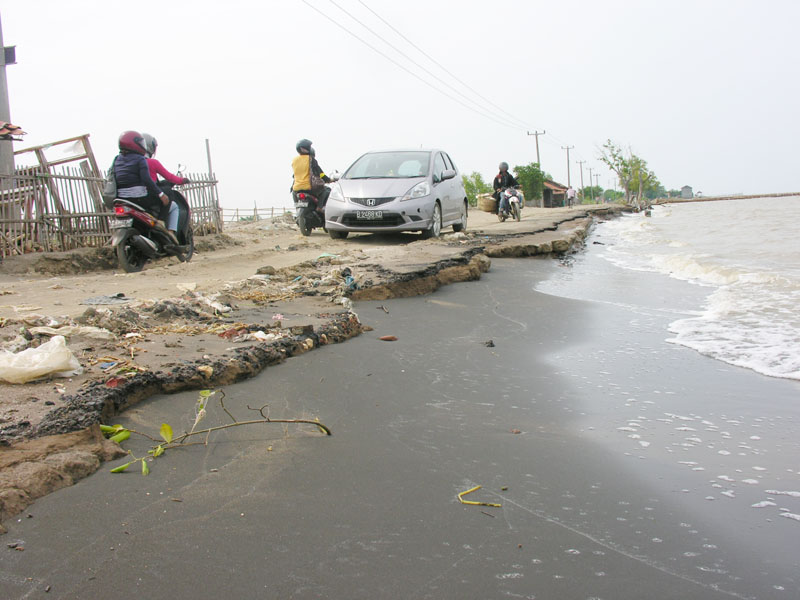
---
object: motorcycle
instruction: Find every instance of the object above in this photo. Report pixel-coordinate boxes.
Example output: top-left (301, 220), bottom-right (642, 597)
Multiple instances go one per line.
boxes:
top-left (293, 174), bottom-right (339, 236)
top-left (292, 189), bottom-right (326, 236)
top-left (110, 180), bottom-right (194, 272)
top-left (497, 187), bottom-right (522, 222)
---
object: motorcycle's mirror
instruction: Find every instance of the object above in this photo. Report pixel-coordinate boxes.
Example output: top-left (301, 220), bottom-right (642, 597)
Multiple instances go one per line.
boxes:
top-left (330, 170), bottom-right (341, 182)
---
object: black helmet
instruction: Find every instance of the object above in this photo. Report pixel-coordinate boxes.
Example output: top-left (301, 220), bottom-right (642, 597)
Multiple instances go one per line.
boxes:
top-left (499, 161), bottom-right (509, 171)
top-left (296, 138), bottom-right (313, 154)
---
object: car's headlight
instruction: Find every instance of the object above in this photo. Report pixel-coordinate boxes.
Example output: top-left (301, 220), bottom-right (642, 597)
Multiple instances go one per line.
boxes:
top-left (328, 184), bottom-right (344, 202)
top-left (400, 181), bottom-right (431, 201)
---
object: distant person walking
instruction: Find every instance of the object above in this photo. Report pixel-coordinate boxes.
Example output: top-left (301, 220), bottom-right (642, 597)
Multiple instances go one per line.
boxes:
top-left (566, 185), bottom-right (576, 208)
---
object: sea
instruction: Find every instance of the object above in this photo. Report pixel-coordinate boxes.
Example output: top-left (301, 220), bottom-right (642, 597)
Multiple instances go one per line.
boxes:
top-left (537, 196), bottom-right (800, 382)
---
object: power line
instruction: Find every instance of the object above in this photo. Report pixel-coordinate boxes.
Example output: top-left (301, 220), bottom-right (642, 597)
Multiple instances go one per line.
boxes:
top-left (356, 0), bottom-right (535, 131)
top-left (327, 0), bottom-right (523, 130)
top-left (300, 0), bottom-right (522, 130)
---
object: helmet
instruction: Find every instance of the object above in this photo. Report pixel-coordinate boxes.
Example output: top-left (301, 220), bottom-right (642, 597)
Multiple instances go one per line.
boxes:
top-left (118, 130), bottom-right (147, 155)
top-left (296, 138), bottom-right (313, 154)
top-left (142, 133), bottom-right (158, 158)
top-left (498, 161), bottom-right (509, 172)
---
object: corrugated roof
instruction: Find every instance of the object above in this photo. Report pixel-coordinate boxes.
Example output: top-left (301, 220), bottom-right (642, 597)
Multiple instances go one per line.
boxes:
top-left (544, 180), bottom-right (567, 192)
top-left (0, 121), bottom-right (25, 141)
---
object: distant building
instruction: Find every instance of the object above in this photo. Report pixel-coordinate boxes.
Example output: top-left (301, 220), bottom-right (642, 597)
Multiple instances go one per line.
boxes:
top-left (543, 180), bottom-right (568, 207)
top-left (681, 185), bottom-right (693, 199)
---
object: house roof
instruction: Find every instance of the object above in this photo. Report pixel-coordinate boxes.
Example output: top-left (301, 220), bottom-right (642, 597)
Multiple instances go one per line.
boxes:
top-left (544, 179), bottom-right (567, 192)
top-left (0, 121), bottom-right (25, 141)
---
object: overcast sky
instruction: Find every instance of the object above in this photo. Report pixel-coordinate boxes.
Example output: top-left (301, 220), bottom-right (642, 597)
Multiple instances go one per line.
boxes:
top-left (1, 0), bottom-right (797, 208)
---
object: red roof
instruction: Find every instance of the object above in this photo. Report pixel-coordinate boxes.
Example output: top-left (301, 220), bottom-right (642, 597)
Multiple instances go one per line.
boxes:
top-left (0, 121), bottom-right (25, 140)
top-left (544, 180), bottom-right (567, 192)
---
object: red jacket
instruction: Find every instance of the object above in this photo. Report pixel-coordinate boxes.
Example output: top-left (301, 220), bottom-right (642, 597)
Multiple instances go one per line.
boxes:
top-left (147, 158), bottom-right (184, 185)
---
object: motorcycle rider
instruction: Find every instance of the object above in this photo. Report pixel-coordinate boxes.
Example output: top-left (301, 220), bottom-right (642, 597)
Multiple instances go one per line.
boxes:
top-left (142, 133), bottom-right (189, 243)
top-left (493, 162), bottom-right (520, 216)
top-left (113, 131), bottom-right (172, 232)
top-left (291, 139), bottom-right (332, 211)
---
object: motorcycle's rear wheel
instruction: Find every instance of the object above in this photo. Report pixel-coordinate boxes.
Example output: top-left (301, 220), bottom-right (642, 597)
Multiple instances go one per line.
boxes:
top-left (116, 230), bottom-right (148, 273)
top-left (183, 227), bottom-right (195, 262)
top-left (297, 210), bottom-right (312, 236)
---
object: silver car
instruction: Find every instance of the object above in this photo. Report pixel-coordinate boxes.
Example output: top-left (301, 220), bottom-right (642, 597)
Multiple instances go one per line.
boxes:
top-left (324, 149), bottom-right (468, 239)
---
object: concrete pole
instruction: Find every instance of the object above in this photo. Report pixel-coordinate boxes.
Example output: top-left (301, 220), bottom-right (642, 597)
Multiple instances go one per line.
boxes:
top-left (0, 11), bottom-right (14, 178)
top-left (527, 130), bottom-right (545, 166)
top-left (576, 160), bottom-right (586, 202)
top-left (588, 167), bottom-right (594, 202)
top-left (561, 146), bottom-right (574, 187)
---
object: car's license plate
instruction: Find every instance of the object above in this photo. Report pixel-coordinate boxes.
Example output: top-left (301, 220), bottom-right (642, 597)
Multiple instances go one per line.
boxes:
top-left (110, 218), bottom-right (133, 229)
top-left (357, 210), bottom-right (382, 220)
top-left (295, 201), bottom-right (308, 208)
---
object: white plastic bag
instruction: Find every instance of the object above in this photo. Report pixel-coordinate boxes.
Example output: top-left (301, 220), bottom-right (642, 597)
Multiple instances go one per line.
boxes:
top-left (0, 335), bottom-right (83, 384)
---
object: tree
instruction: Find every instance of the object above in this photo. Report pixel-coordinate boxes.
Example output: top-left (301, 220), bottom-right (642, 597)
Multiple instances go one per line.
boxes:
top-left (462, 172), bottom-right (492, 207)
top-left (599, 140), bottom-right (660, 208)
top-left (513, 162), bottom-right (547, 203)
top-left (580, 185), bottom-right (604, 203)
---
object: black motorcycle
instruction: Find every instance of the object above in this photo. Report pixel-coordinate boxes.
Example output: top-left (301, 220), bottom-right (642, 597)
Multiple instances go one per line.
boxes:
top-left (110, 181), bottom-right (194, 272)
top-left (293, 190), bottom-right (326, 236)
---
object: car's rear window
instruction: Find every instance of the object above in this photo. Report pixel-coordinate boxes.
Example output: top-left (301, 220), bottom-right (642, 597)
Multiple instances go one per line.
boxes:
top-left (345, 151), bottom-right (430, 179)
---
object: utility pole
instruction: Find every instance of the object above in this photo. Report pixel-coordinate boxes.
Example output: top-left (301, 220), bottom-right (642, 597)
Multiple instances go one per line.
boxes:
top-left (561, 145), bottom-right (574, 187)
top-left (576, 160), bottom-right (586, 202)
top-left (587, 167), bottom-right (594, 203)
top-left (526, 130), bottom-right (545, 166)
top-left (0, 11), bottom-right (15, 178)
top-left (593, 173), bottom-right (601, 204)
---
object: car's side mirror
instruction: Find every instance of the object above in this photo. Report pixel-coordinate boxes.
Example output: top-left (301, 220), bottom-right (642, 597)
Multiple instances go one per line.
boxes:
top-left (441, 169), bottom-right (456, 181)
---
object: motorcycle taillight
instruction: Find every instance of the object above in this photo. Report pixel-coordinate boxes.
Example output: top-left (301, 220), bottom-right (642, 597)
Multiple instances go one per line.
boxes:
top-left (297, 193), bottom-right (306, 200)
top-left (114, 205), bottom-right (128, 215)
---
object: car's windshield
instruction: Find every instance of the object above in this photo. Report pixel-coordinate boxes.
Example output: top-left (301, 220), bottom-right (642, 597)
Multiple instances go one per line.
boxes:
top-left (344, 151), bottom-right (430, 179)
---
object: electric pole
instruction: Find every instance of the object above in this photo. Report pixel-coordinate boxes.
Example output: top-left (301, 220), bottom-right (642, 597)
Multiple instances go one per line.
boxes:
top-left (527, 130), bottom-right (545, 166)
top-left (576, 160), bottom-right (586, 202)
top-left (587, 167), bottom-right (594, 202)
top-left (561, 145), bottom-right (574, 187)
top-left (593, 173), bottom-right (601, 203)
top-left (0, 11), bottom-right (15, 178)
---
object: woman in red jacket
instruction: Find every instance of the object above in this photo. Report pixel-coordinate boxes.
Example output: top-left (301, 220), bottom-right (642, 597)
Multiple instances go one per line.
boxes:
top-left (142, 133), bottom-right (189, 241)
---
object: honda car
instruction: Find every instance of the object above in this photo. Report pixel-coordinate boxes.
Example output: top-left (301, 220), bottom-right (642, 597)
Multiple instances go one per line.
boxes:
top-left (324, 149), bottom-right (468, 239)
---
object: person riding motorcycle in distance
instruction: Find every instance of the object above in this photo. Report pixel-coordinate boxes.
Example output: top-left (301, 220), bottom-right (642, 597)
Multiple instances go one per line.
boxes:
top-left (291, 139), bottom-right (332, 211)
top-left (142, 133), bottom-right (189, 244)
top-left (493, 161), bottom-right (520, 216)
top-left (113, 130), bottom-right (173, 236)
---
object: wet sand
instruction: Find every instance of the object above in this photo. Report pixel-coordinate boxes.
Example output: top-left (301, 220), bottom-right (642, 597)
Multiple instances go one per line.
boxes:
top-left (2, 257), bottom-right (798, 599)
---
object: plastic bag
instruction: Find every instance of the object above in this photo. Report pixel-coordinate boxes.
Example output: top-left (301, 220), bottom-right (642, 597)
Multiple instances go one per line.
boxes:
top-left (0, 335), bottom-right (83, 384)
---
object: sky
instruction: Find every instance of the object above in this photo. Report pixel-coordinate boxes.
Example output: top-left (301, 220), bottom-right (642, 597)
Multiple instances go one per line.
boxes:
top-left (1, 0), bottom-right (798, 209)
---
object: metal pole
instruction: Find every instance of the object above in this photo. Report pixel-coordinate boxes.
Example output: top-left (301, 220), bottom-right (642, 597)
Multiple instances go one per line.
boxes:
top-left (588, 167), bottom-right (594, 203)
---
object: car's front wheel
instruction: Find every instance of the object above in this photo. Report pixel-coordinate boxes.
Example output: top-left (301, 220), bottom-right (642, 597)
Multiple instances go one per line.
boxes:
top-left (420, 202), bottom-right (442, 239)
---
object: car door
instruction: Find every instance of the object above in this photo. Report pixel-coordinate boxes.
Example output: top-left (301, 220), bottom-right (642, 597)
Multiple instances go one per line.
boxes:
top-left (432, 152), bottom-right (452, 221)
top-left (442, 152), bottom-right (461, 221)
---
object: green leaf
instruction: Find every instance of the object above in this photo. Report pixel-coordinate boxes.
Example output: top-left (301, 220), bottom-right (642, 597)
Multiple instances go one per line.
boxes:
top-left (110, 461), bottom-right (133, 473)
top-left (109, 429), bottom-right (131, 444)
top-left (141, 460), bottom-right (150, 476)
top-left (199, 389), bottom-right (213, 398)
top-left (153, 445), bottom-right (165, 458)
top-left (160, 423), bottom-right (173, 444)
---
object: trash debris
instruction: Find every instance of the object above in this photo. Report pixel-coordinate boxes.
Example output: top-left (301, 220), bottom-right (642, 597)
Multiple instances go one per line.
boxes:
top-left (81, 293), bottom-right (131, 305)
top-left (510, 429), bottom-right (522, 434)
top-left (0, 335), bottom-right (83, 383)
top-left (378, 335), bottom-right (398, 342)
top-left (483, 340), bottom-right (495, 347)
top-left (177, 282), bottom-right (198, 293)
top-left (29, 325), bottom-right (116, 341)
top-left (458, 485), bottom-right (501, 508)
top-left (377, 305), bottom-right (389, 313)
top-left (272, 313), bottom-right (284, 321)
top-left (197, 366), bottom-right (214, 377)
top-left (317, 252), bottom-right (339, 259)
